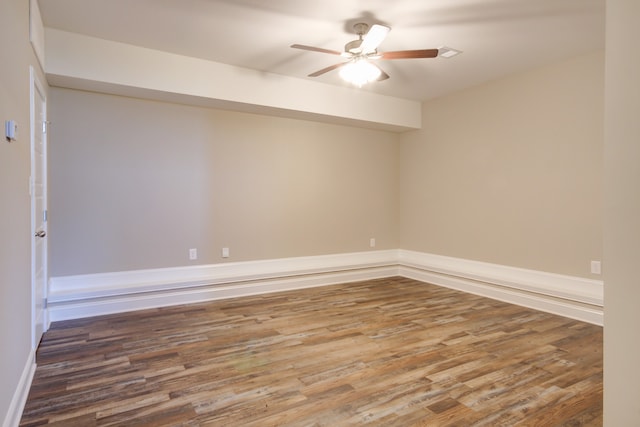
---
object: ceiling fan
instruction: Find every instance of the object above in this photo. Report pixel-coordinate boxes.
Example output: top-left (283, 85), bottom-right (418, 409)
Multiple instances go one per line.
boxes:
top-left (291, 22), bottom-right (441, 86)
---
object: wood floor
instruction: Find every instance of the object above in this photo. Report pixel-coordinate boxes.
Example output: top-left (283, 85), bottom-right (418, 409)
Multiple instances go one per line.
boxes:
top-left (20, 277), bottom-right (602, 426)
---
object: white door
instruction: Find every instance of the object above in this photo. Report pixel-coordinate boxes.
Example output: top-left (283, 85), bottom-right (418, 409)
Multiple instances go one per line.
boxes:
top-left (30, 67), bottom-right (48, 349)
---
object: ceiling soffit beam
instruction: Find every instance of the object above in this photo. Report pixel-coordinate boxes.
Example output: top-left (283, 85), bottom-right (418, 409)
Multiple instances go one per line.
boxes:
top-left (44, 29), bottom-right (422, 132)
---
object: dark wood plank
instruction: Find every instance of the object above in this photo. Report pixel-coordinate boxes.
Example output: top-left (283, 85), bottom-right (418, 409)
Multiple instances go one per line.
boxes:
top-left (20, 277), bottom-right (602, 426)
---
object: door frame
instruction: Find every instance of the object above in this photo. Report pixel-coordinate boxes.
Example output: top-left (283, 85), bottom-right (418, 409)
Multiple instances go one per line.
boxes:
top-left (30, 65), bottom-right (48, 349)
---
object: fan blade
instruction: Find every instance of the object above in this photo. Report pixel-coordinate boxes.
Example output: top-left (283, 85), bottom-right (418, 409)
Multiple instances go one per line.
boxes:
top-left (291, 44), bottom-right (342, 56)
top-left (381, 49), bottom-right (439, 59)
top-left (360, 24), bottom-right (390, 54)
top-left (308, 62), bottom-right (347, 77)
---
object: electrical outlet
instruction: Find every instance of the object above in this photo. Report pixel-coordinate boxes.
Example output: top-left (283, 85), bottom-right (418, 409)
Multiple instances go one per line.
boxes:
top-left (189, 248), bottom-right (197, 260)
top-left (5, 120), bottom-right (17, 142)
top-left (369, 238), bottom-right (376, 248)
top-left (590, 260), bottom-right (601, 275)
top-left (222, 247), bottom-right (230, 258)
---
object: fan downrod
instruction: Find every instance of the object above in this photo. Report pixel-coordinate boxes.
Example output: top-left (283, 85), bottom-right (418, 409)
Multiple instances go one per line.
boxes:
top-left (345, 22), bottom-right (369, 54)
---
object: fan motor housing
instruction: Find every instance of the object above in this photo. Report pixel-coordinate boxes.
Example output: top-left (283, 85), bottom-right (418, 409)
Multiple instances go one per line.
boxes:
top-left (345, 22), bottom-right (369, 54)
top-left (345, 39), bottom-right (363, 53)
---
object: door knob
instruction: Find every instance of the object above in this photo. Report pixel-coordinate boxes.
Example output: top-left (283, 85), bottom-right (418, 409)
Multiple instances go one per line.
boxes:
top-left (35, 230), bottom-right (46, 238)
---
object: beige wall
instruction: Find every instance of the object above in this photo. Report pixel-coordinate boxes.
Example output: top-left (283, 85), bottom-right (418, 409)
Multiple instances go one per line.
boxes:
top-left (49, 52), bottom-right (605, 280)
top-left (603, 0), bottom-right (640, 424)
top-left (0, 0), bottom-right (47, 421)
top-left (48, 88), bottom-right (399, 276)
top-left (399, 51), bottom-right (604, 279)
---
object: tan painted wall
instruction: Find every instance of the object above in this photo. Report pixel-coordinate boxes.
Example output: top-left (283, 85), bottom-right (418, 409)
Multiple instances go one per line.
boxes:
top-left (603, 0), bottom-right (640, 424)
top-left (0, 0), bottom-right (48, 421)
top-left (50, 52), bottom-right (605, 281)
top-left (399, 51), bottom-right (604, 279)
top-left (48, 88), bottom-right (399, 276)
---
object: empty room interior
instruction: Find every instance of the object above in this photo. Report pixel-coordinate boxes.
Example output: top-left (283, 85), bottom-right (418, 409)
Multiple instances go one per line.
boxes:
top-left (1, 0), bottom-right (639, 426)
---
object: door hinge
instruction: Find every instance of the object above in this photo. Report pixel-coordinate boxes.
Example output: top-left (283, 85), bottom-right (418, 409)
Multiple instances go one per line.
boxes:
top-left (43, 209), bottom-right (48, 222)
top-left (42, 121), bottom-right (49, 134)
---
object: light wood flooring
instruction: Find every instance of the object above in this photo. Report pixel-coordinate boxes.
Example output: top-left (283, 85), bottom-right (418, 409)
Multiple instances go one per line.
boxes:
top-left (20, 277), bottom-right (602, 426)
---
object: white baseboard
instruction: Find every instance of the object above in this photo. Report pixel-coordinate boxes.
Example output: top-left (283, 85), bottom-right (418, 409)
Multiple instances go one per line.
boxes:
top-left (48, 250), bottom-right (400, 322)
top-left (47, 249), bottom-right (603, 326)
top-left (398, 250), bottom-right (603, 325)
top-left (3, 350), bottom-right (36, 427)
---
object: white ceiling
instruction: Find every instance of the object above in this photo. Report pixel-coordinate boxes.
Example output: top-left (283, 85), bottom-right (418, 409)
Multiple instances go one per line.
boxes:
top-left (38, 0), bottom-right (604, 102)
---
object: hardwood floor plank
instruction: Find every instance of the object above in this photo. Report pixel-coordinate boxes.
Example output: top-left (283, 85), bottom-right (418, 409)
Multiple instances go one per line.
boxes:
top-left (21, 277), bottom-right (602, 426)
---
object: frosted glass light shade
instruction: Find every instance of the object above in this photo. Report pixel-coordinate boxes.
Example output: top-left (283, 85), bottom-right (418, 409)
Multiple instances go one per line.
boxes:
top-left (339, 59), bottom-right (381, 87)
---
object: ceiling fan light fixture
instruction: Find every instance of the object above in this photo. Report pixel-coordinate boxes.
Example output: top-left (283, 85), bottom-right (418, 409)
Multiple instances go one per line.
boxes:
top-left (292, 20), bottom-right (443, 82)
top-left (339, 58), bottom-right (381, 87)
